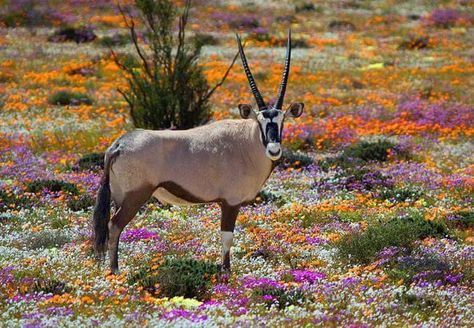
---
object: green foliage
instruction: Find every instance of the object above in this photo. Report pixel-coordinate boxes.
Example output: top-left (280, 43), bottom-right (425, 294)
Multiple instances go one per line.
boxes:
top-left (252, 286), bottom-right (306, 310)
top-left (48, 26), bottom-right (97, 43)
top-left (343, 139), bottom-right (395, 162)
top-left (76, 152), bottom-right (104, 171)
top-left (129, 258), bottom-right (219, 300)
top-left (116, 0), bottom-right (233, 130)
top-left (26, 180), bottom-right (79, 195)
top-left (192, 33), bottom-right (219, 47)
top-left (446, 210), bottom-right (474, 229)
top-left (280, 149), bottom-right (313, 169)
top-left (33, 278), bottom-right (72, 295)
top-left (0, 190), bottom-right (32, 212)
top-left (0, 0), bottom-right (57, 27)
top-left (295, 2), bottom-right (316, 13)
top-left (396, 291), bottom-right (439, 312)
top-left (98, 34), bottom-right (130, 47)
top-left (23, 230), bottom-right (72, 250)
top-left (67, 194), bottom-right (95, 212)
top-left (319, 139), bottom-right (397, 171)
top-left (336, 212), bottom-right (448, 264)
top-left (316, 166), bottom-right (393, 192)
top-left (387, 252), bottom-right (450, 285)
top-left (254, 189), bottom-right (285, 206)
top-left (48, 90), bottom-right (93, 106)
top-left (377, 185), bottom-right (424, 203)
top-left (50, 215), bottom-right (69, 229)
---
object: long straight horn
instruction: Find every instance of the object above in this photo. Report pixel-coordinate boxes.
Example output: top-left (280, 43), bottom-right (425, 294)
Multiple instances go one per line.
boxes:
top-left (236, 34), bottom-right (267, 110)
top-left (274, 29), bottom-right (292, 110)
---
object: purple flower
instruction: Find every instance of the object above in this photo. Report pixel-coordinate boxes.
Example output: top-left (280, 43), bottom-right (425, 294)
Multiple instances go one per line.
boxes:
top-left (427, 9), bottom-right (463, 28)
top-left (162, 309), bottom-right (207, 322)
top-left (120, 228), bottom-right (159, 242)
top-left (445, 273), bottom-right (463, 285)
top-left (342, 277), bottom-right (361, 286)
top-left (262, 294), bottom-right (275, 301)
top-left (289, 270), bottom-right (326, 284)
top-left (305, 236), bottom-right (328, 245)
top-left (241, 277), bottom-right (283, 289)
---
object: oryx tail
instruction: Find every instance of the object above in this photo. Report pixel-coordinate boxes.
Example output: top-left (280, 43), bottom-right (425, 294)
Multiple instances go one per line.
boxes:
top-left (93, 150), bottom-right (119, 257)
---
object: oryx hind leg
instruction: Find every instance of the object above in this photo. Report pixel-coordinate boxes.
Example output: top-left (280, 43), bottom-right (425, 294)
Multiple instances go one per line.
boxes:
top-left (108, 186), bottom-right (154, 274)
top-left (220, 203), bottom-right (240, 271)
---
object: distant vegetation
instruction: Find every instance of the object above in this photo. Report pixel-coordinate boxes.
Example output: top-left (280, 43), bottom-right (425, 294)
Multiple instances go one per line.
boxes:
top-left (113, 0), bottom-right (236, 130)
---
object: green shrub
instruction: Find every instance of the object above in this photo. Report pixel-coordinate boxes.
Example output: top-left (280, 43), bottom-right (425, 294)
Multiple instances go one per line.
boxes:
top-left (115, 0), bottom-right (235, 130)
top-left (252, 286), bottom-right (306, 310)
top-left (343, 139), bottom-right (395, 162)
top-left (280, 149), bottom-right (313, 169)
top-left (67, 194), bottom-right (95, 212)
top-left (336, 212), bottom-right (448, 264)
top-left (33, 278), bottom-right (72, 295)
top-left (319, 139), bottom-right (396, 171)
top-left (254, 189), bottom-right (284, 206)
top-left (75, 152), bottom-right (104, 171)
top-left (192, 33), bottom-right (219, 47)
top-left (26, 180), bottom-right (79, 195)
top-left (129, 258), bottom-right (219, 300)
top-left (48, 90), bottom-right (93, 106)
top-left (387, 252), bottom-right (450, 285)
top-left (98, 33), bottom-right (130, 47)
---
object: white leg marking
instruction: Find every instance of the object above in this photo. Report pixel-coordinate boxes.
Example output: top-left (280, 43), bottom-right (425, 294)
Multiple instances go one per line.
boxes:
top-left (221, 231), bottom-right (234, 256)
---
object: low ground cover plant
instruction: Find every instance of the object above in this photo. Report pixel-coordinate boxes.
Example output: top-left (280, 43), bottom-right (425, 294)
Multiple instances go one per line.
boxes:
top-left (336, 212), bottom-right (448, 264)
top-left (129, 258), bottom-right (219, 300)
top-left (48, 90), bottom-right (93, 106)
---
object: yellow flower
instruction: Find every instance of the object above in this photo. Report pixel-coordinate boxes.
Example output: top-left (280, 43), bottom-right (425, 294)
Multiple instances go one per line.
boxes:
top-left (170, 296), bottom-right (202, 308)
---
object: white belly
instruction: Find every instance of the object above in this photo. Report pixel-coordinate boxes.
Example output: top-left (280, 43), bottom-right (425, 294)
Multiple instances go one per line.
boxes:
top-left (152, 187), bottom-right (194, 205)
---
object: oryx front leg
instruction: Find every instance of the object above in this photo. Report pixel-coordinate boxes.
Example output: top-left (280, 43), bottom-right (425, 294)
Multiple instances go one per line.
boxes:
top-left (220, 204), bottom-right (240, 271)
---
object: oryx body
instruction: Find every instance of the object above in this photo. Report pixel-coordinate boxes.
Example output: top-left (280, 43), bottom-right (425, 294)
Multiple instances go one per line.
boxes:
top-left (93, 30), bottom-right (304, 273)
top-left (108, 119), bottom-right (272, 208)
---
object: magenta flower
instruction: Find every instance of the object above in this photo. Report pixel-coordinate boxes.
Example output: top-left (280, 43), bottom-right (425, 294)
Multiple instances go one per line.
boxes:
top-left (120, 228), bottom-right (159, 242)
top-left (289, 270), bottom-right (326, 284)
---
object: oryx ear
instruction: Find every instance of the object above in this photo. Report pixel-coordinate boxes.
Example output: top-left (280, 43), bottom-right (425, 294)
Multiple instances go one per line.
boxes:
top-left (285, 102), bottom-right (304, 118)
top-left (238, 104), bottom-right (257, 119)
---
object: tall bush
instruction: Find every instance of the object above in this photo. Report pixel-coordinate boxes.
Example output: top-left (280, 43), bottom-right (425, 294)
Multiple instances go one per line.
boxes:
top-left (114, 0), bottom-right (236, 130)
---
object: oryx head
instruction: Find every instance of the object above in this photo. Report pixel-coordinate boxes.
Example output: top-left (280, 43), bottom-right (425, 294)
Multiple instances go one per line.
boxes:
top-left (236, 30), bottom-right (304, 161)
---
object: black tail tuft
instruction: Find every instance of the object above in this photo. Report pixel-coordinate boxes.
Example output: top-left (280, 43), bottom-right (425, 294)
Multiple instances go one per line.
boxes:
top-left (92, 151), bottom-right (118, 259)
top-left (93, 176), bottom-right (111, 259)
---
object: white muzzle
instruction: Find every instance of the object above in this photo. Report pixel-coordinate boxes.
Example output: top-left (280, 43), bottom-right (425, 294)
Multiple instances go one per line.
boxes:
top-left (266, 142), bottom-right (282, 160)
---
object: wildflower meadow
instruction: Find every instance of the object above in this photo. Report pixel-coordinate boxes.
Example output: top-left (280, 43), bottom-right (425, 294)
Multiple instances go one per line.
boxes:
top-left (0, 0), bottom-right (473, 327)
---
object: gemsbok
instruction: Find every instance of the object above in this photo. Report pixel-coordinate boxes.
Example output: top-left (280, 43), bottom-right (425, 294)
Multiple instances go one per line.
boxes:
top-left (93, 30), bottom-right (304, 273)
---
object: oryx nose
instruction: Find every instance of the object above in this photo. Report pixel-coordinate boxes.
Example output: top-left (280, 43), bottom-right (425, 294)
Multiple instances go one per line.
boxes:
top-left (267, 143), bottom-right (281, 156)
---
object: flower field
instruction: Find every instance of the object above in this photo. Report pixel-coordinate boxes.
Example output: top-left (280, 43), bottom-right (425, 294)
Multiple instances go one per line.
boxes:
top-left (0, 0), bottom-right (473, 327)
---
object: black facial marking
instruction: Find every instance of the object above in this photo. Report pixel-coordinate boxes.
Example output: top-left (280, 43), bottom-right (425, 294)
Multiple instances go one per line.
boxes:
top-left (257, 109), bottom-right (283, 146)
top-left (261, 109), bottom-right (279, 119)
top-left (257, 122), bottom-right (267, 147)
top-left (266, 122), bottom-right (280, 143)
